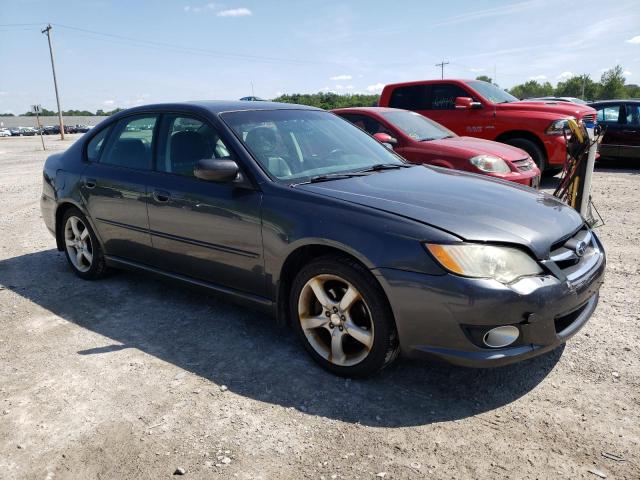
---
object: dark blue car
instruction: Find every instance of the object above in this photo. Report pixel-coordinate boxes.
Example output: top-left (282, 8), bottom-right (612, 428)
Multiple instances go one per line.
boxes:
top-left (40, 101), bottom-right (605, 377)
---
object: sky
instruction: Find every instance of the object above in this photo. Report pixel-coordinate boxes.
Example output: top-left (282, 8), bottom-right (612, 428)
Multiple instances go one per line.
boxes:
top-left (1, 0), bottom-right (639, 114)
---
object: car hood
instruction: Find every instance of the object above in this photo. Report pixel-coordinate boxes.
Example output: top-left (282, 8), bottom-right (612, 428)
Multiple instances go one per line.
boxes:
top-left (498, 101), bottom-right (595, 118)
top-left (297, 166), bottom-right (582, 259)
top-left (428, 136), bottom-right (529, 162)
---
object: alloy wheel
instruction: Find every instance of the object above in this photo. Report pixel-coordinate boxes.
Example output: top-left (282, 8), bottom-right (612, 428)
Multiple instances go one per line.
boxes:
top-left (297, 274), bottom-right (374, 367)
top-left (64, 216), bottom-right (93, 273)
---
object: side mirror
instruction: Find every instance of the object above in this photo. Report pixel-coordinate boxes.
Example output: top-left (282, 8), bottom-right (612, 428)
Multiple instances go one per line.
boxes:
top-left (373, 132), bottom-right (398, 147)
top-left (194, 158), bottom-right (240, 182)
top-left (455, 97), bottom-right (483, 109)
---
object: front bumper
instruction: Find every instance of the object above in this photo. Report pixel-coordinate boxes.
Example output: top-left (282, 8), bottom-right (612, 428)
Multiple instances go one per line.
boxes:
top-left (543, 135), bottom-right (568, 167)
top-left (489, 168), bottom-right (540, 187)
top-left (372, 238), bottom-right (605, 367)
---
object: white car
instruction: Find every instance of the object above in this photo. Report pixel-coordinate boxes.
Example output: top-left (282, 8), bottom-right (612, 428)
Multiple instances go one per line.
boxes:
top-left (0, 128), bottom-right (12, 137)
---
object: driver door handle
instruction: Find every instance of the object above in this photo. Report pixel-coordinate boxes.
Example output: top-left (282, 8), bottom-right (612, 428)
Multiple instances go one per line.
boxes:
top-left (153, 189), bottom-right (171, 203)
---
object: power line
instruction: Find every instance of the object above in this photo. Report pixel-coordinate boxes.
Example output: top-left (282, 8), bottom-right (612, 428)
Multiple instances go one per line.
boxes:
top-left (49, 23), bottom-right (343, 67)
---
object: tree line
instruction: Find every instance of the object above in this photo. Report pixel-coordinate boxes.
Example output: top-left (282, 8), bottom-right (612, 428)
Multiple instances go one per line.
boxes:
top-left (0, 107), bottom-right (124, 117)
top-left (504, 65), bottom-right (638, 101)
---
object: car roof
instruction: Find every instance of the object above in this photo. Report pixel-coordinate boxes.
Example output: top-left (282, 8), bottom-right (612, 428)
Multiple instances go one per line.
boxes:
top-left (589, 99), bottom-right (640, 105)
top-left (331, 106), bottom-right (401, 114)
top-left (117, 100), bottom-right (321, 115)
top-left (383, 79), bottom-right (475, 89)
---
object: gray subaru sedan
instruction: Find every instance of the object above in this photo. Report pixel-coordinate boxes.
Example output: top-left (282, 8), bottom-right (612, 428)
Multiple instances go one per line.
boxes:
top-left (40, 101), bottom-right (605, 377)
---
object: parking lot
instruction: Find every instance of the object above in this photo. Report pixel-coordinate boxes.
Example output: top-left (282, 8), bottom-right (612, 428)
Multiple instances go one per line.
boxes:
top-left (0, 134), bottom-right (638, 479)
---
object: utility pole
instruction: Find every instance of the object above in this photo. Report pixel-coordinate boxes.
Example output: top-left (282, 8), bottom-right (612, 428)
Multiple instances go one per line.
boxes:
top-left (581, 75), bottom-right (586, 100)
top-left (435, 60), bottom-right (449, 79)
top-left (41, 24), bottom-right (65, 140)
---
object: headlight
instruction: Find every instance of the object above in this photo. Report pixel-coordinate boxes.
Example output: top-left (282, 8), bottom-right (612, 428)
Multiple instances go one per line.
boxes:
top-left (545, 117), bottom-right (575, 135)
top-left (425, 243), bottom-right (543, 284)
top-left (469, 155), bottom-right (511, 173)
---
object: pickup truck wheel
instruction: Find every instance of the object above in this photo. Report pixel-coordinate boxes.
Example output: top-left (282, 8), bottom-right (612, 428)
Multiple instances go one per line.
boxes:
top-left (503, 138), bottom-right (547, 173)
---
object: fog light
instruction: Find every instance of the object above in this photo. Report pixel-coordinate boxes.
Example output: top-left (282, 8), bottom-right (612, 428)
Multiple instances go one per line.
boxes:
top-left (482, 326), bottom-right (520, 348)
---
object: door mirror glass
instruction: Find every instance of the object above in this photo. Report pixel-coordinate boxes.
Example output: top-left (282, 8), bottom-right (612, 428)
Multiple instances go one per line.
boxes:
top-left (373, 132), bottom-right (398, 146)
top-left (194, 158), bottom-right (239, 182)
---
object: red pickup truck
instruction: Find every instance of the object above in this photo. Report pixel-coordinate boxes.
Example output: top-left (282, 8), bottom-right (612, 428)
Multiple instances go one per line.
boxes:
top-left (379, 79), bottom-right (596, 173)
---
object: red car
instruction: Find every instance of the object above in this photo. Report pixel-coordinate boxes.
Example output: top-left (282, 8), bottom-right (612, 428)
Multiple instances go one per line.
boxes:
top-left (333, 107), bottom-right (540, 187)
top-left (378, 79), bottom-right (596, 173)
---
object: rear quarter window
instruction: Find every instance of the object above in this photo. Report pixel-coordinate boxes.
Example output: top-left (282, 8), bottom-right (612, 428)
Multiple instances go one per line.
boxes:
top-left (389, 85), bottom-right (431, 110)
top-left (86, 126), bottom-right (112, 162)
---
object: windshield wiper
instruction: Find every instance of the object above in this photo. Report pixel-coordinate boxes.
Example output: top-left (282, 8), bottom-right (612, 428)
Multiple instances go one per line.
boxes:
top-left (357, 163), bottom-right (411, 173)
top-left (291, 171), bottom-right (370, 186)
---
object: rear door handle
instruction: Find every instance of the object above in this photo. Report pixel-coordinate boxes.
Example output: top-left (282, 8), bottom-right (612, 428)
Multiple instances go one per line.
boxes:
top-left (153, 189), bottom-right (171, 203)
top-left (85, 177), bottom-right (97, 189)
top-left (622, 130), bottom-right (637, 134)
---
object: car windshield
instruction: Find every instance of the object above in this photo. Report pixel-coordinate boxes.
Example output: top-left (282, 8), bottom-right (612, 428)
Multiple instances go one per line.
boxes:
top-left (222, 109), bottom-right (405, 184)
top-left (381, 110), bottom-right (455, 141)
top-left (467, 80), bottom-right (519, 104)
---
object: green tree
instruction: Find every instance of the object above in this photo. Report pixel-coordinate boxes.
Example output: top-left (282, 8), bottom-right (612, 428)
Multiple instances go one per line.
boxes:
top-left (598, 65), bottom-right (626, 100)
top-left (475, 75), bottom-right (493, 83)
top-left (273, 92), bottom-right (379, 110)
top-left (555, 74), bottom-right (599, 100)
top-left (508, 80), bottom-right (554, 99)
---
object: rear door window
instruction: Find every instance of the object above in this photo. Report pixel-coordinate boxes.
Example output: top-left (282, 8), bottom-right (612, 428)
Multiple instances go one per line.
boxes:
top-left (100, 115), bottom-right (158, 170)
top-left (389, 85), bottom-right (431, 110)
top-left (338, 114), bottom-right (393, 136)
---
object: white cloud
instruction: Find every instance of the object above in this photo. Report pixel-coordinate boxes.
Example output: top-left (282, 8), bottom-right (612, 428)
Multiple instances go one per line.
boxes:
top-left (184, 3), bottom-right (221, 13)
top-left (103, 100), bottom-right (115, 106)
top-left (469, 67), bottom-right (485, 73)
top-left (625, 35), bottom-right (640, 44)
top-left (335, 84), bottom-right (355, 91)
top-left (557, 71), bottom-right (573, 79)
top-left (217, 7), bottom-right (252, 17)
top-left (366, 83), bottom-right (385, 93)
top-left (330, 74), bottom-right (352, 81)
top-left (0, 91), bottom-right (8, 96)
top-left (529, 75), bottom-right (547, 81)
top-left (623, 70), bottom-right (632, 76)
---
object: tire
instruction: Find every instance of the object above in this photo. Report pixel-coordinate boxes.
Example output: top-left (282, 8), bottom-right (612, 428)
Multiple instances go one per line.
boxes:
top-left (61, 207), bottom-right (108, 280)
top-left (542, 167), bottom-right (562, 178)
top-left (503, 138), bottom-right (547, 173)
top-left (290, 254), bottom-right (400, 377)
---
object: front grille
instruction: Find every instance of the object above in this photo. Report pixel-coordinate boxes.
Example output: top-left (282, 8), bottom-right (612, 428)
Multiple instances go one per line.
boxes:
top-left (512, 157), bottom-right (535, 172)
top-left (554, 301), bottom-right (589, 334)
top-left (581, 113), bottom-right (596, 124)
top-left (548, 227), bottom-right (601, 282)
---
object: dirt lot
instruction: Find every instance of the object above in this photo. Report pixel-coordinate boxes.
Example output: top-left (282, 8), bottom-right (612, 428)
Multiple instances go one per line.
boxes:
top-left (0, 135), bottom-right (638, 480)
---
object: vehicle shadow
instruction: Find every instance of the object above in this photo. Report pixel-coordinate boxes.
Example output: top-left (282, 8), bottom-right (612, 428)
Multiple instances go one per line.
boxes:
top-left (0, 249), bottom-right (563, 427)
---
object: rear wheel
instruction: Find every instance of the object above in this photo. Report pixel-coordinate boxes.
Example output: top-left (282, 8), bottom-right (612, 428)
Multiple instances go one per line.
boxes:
top-left (503, 138), bottom-right (547, 173)
top-left (62, 207), bottom-right (108, 280)
top-left (290, 255), bottom-right (399, 377)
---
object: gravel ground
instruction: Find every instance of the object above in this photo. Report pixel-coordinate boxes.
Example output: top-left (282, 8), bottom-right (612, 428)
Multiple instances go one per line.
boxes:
top-left (0, 135), bottom-right (638, 480)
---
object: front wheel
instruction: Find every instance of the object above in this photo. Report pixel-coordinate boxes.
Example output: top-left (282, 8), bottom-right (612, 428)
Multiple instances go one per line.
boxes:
top-left (290, 255), bottom-right (399, 377)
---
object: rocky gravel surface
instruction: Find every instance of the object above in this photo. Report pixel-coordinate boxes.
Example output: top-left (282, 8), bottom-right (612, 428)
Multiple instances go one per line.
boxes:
top-left (0, 135), bottom-right (638, 479)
